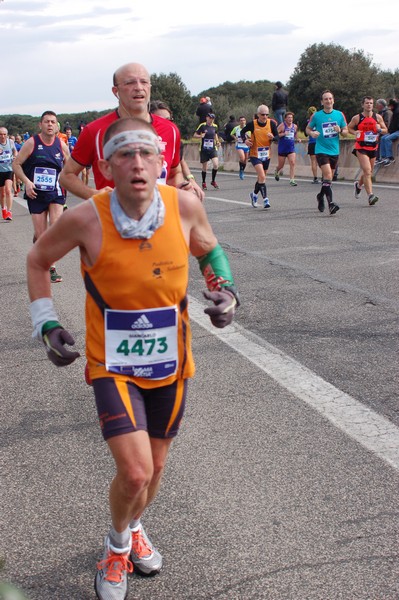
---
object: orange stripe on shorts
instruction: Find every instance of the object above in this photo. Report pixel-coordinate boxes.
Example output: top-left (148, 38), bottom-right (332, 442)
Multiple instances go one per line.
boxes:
top-left (115, 379), bottom-right (137, 428)
top-left (165, 379), bottom-right (184, 436)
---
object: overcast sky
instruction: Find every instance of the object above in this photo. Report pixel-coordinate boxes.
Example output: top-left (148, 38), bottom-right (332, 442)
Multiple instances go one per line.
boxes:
top-left (2, 0), bottom-right (398, 118)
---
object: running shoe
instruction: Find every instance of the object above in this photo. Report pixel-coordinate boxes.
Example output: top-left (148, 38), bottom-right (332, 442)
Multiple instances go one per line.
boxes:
top-left (49, 267), bottom-right (62, 283)
top-left (5, 210), bottom-right (12, 221)
top-left (211, 181), bottom-right (219, 189)
top-left (249, 192), bottom-right (258, 208)
top-left (312, 178), bottom-right (319, 184)
top-left (374, 158), bottom-right (385, 165)
top-left (2, 207), bottom-right (7, 220)
top-left (329, 202), bottom-right (340, 215)
top-left (274, 169), bottom-right (280, 181)
top-left (383, 158), bottom-right (395, 166)
top-left (95, 536), bottom-right (133, 600)
top-left (130, 524), bottom-right (163, 576)
top-left (368, 194), bottom-right (379, 206)
top-left (289, 179), bottom-right (297, 186)
top-left (353, 181), bottom-right (362, 199)
top-left (317, 193), bottom-right (325, 213)
top-left (263, 198), bottom-right (270, 209)
top-left (239, 171), bottom-right (244, 180)
top-left (202, 182), bottom-right (207, 190)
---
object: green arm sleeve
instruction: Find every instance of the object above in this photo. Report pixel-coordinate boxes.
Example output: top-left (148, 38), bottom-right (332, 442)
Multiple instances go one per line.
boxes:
top-left (197, 244), bottom-right (240, 305)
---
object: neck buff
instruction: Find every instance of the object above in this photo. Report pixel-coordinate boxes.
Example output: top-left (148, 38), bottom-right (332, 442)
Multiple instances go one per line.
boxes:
top-left (110, 188), bottom-right (165, 239)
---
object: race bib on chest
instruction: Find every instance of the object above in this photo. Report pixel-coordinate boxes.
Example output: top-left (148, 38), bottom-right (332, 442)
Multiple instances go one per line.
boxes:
top-left (364, 131), bottom-right (377, 143)
top-left (105, 306), bottom-right (178, 379)
top-left (285, 130), bottom-right (295, 139)
top-left (322, 122), bottom-right (338, 138)
top-left (0, 149), bottom-right (11, 163)
top-left (157, 160), bottom-right (168, 185)
top-left (33, 167), bottom-right (56, 191)
top-left (257, 146), bottom-right (269, 160)
top-left (203, 138), bottom-right (214, 150)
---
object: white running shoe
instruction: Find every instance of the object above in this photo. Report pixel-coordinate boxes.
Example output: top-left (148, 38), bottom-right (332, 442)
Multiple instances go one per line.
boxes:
top-left (249, 192), bottom-right (258, 208)
top-left (95, 536), bottom-right (133, 600)
top-left (130, 524), bottom-right (163, 576)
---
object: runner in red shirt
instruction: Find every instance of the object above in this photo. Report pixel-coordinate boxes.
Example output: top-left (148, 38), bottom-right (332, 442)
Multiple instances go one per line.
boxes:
top-left (60, 62), bottom-right (203, 200)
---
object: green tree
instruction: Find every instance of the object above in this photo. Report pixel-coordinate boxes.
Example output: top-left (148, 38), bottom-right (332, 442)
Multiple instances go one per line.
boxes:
top-left (0, 110), bottom-right (110, 137)
top-left (150, 72), bottom-right (194, 137)
top-left (288, 43), bottom-right (385, 129)
top-left (0, 115), bottom-right (38, 137)
top-left (57, 110), bottom-right (110, 135)
top-left (378, 68), bottom-right (399, 101)
top-left (195, 80), bottom-right (276, 131)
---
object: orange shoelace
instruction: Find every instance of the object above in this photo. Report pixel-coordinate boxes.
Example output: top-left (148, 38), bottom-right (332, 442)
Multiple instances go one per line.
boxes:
top-left (97, 551), bottom-right (133, 583)
top-left (131, 529), bottom-right (153, 559)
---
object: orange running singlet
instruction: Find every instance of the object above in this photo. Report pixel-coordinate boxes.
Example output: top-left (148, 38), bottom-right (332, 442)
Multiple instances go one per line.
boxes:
top-left (82, 185), bottom-right (195, 388)
top-left (249, 119), bottom-right (273, 159)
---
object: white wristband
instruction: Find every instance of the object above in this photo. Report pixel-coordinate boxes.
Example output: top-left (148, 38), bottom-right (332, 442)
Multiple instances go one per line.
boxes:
top-left (29, 298), bottom-right (60, 340)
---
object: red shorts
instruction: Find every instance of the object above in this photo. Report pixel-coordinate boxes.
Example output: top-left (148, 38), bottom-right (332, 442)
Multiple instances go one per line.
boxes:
top-left (92, 377), bottom-right (187, 440)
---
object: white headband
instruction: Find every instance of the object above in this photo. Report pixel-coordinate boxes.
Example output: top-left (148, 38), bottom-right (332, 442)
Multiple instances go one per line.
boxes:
top-left (103, 129), bottom-right (160, 160)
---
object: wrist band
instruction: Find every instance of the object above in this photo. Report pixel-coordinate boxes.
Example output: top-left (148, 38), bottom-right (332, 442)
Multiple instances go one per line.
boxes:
top-left (30, 297), bottom-right (60, 340)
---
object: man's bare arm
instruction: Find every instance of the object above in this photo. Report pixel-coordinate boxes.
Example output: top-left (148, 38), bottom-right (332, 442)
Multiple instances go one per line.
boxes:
top-left (59, 157), bottom-right (112, 200)
top-left (347, 115), bottom-right (360, 136)
top-left (178, 189), bottom-right (217, 256)
top-left (28, 201), bottom-right (100, 297)
top-left (166, 162), bottom-right (185, 188)
top-left (178, 189), bottom-right (239, 326)
top-left (12, 138), bottom-right (37, 198)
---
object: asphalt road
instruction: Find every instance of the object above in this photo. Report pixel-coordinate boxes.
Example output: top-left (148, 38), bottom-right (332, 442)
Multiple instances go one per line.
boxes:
top-left (1, 172), bottom-right (398, 599)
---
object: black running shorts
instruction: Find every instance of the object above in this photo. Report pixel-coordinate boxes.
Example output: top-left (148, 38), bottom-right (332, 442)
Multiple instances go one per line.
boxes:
top-left (316, 153), bottom-right (339, 170)
top-left (92, 377), bottom-right (187, 440)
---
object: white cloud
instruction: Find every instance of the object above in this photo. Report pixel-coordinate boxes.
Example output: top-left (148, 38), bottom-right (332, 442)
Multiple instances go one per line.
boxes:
top-left (163, 21), bottom-right (301, 40)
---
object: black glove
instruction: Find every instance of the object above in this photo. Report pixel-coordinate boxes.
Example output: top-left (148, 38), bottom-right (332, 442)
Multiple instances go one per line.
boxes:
top-left (42, 327), bottom-right (80, 367)
top-left (203, 290), bottom-right (237, 328)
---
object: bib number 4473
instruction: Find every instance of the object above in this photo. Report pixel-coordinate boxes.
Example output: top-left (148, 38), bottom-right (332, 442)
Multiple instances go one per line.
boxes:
top-left (116, 337), bottom-right (167, 356)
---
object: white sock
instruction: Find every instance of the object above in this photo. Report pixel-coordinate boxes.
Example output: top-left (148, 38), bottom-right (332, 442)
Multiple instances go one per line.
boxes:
top-left (109, 525), bottom-right (131, 553)
top-left (129, 518), bottom-right (141, 532)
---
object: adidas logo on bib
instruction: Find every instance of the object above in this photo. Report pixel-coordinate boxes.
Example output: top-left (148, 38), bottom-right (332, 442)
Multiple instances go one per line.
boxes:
top-left (131, 314), bottom-right (153, 329)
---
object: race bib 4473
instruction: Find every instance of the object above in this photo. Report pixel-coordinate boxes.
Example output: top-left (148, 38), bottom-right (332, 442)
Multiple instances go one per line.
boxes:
top-left (104, 306), bottom-right (178, 379)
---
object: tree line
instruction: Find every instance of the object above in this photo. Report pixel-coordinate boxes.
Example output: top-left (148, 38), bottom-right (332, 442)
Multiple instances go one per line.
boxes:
top-left (2, 43), bottom-right (398, 140)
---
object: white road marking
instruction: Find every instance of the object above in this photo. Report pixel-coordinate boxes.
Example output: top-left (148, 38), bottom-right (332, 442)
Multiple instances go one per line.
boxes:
top-left (189, 296), bottom-right (399, 471)
top-left (13, 197), bottom-right (29, 209)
